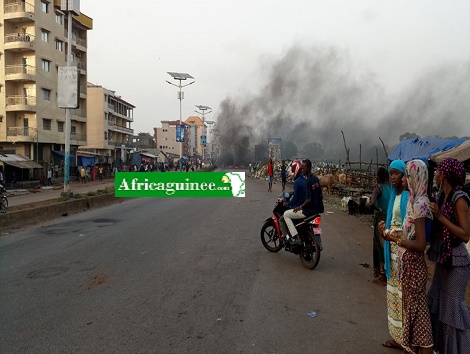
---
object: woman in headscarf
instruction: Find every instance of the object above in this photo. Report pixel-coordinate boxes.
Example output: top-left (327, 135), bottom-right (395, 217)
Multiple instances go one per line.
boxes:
top-left (378, 160), bottom-right (409, 350)
top-left (385, 160), bottom-right (434, 353)
top-left (371, 167), bottom-right (391, 284)
top-left (427, 158), bottom-right (470, 354)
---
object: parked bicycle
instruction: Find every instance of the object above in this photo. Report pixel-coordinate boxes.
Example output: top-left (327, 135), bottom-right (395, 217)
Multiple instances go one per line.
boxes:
top-left (0, 183), bottom-right (8, 213)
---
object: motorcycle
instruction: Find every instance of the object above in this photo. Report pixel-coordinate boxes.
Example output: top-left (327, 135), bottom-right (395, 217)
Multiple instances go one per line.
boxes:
top-left (260, 192), bottom-right (323, 269)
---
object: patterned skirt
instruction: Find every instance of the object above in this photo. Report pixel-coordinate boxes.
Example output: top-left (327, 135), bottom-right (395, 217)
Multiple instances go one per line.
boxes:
top-left (401, 251), bottom-right (433, 353)
top-left (427, 262), bottom-right (470, 354)
top-left (387, 242), bottom-right (404, 344)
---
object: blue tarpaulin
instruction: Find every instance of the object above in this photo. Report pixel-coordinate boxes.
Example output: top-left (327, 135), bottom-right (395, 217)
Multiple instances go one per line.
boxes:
top-left (52, 151), bottom-right (95, 166)
top-left (387, 137), bottom-right (467, 165)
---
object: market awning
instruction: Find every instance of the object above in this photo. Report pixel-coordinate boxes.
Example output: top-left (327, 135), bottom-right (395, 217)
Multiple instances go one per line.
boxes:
top-left (0, 154), bottom-right (43, 169)
top-left (429, 139), bottom-right (470, 164)
top-left (387, 137), bottom-right (467, 165)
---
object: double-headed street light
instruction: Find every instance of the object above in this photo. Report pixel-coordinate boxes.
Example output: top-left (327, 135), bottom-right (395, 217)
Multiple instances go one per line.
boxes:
top-left (195, 105), bottom-right (211, 161)
top-left (166, 72), bottom-right (195, 159)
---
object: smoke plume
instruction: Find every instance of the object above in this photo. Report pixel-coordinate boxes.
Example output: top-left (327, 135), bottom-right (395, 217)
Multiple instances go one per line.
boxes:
top-left (215, 44), bottom-right (470, 165)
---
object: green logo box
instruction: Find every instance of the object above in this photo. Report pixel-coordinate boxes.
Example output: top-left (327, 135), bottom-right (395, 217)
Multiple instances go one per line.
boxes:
top-left (115, 172), bottom-right (245, 198)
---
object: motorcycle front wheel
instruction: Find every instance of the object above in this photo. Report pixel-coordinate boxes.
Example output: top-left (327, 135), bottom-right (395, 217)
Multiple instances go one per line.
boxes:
top-left (299, 231), bottom-right (321, 269)
top-left (260, 219), bottom-right (283, 253)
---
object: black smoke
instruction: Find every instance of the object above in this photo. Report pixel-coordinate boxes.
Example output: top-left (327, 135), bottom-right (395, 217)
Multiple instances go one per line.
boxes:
top-left (215, 44), bottom-right (470, 165)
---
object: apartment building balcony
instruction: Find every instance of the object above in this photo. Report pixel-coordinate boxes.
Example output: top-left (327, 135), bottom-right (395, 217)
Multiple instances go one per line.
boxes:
top-left (63, 30), bottom-right (87, 50)
top-left (108, 122), bottom-right (133, 134)
top-left (3, 1), bottom-right (35, 22)
top-left (5, 64), bottom-right (36, 82)
top-left (71, 108), bottom-right (87, 122)
top-left (4, 33), bottom-right (35, 51)
top-left (108, 109), bottom-right (134, 122)
top-left (5, 95), bottom-right (36, 112)
top-left (79, 85), bottom-right (87, 98)
top-left (70, 132), bottom-right (87, 145)
top-left (6, 126), bottom-right (37, 143)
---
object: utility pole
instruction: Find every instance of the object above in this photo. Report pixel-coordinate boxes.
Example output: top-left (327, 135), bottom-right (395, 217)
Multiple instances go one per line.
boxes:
top-left (59, 0), bottom-right (81, 194)
top-left (195, 105), bottom-right (212, 161)
top-left (166, 72), bottom-right (195, 160)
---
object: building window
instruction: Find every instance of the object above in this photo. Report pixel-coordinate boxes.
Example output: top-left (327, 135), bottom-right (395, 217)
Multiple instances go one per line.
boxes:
top-left (41, 30), bottom-right (49, 42)
top-left (55, 40), bottom-right (63, 52)
top-left (58, 121), bottom-right (64, 132)
top-left (43, 118), bottom-right (51, 131)
top-left (41, 1), bottom-right (49, 13)
top-left (104, 132), bottom-right (108, 140)
top-left (42, 59), bottom-right (51, 72)
top-left (71, 126), bottom-right (76, 133)
top-left (55, 13), bottom-right (63, 25)
top-left (43, 89), bottom-right (51, 101)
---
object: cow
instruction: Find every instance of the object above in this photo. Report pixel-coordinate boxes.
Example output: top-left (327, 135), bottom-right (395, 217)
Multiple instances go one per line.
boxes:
top-left (319, 174), bottom-right (335, 195)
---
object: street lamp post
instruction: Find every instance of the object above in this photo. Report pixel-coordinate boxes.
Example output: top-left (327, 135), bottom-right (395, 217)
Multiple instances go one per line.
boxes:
top-left (59, 0), bottom-right (81, 194)
top-left (195, 105), bottom-right (211, 162)
top-left (166, 72), bottom-right (195, 159)
top-left (205, 120), bottom-right (216, 162)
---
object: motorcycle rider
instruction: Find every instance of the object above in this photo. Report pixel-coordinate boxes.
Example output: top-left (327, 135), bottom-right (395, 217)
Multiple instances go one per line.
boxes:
top-left (283, 159), bottom-right (324, 245)
top-left (279, 160), bottom-right (306, 242)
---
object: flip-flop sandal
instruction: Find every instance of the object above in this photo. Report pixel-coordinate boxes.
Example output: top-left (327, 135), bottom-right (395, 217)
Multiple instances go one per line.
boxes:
top-left (382, 340), bottom-right (402, 350)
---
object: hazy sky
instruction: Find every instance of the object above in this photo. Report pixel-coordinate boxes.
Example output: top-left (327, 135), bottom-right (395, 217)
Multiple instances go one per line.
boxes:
top-left (80, 0), bottom-right (470, 140)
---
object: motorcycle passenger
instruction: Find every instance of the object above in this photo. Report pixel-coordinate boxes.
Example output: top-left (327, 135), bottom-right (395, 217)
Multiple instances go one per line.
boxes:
top-left (280, 160), bottom-right (306, 242)
top-left (284, 159), bottom-right (324, 245)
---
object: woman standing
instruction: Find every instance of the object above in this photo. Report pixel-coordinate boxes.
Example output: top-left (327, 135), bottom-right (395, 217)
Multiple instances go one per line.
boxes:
top-left (427, 158), bottom-right (470, 354)
top-left (383, 160), bottom-right (434, 353)
top-left (371, 167), bottom-right (391, 284)
top-left (379, 160), bottom-right (409, 350)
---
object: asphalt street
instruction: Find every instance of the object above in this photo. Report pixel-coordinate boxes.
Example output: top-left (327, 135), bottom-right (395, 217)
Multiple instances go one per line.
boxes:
top-left (0, 175), bottom-right (392, 353)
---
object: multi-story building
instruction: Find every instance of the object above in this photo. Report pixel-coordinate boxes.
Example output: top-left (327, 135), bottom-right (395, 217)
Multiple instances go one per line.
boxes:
top-left (184, 116), bottom-right (205, 158)
top-left (85, 83), bottom-right (135, 166)
top-left (0, 0), bottom-right (92, 166)
top-left (155, 120), bottom-right (181, 156)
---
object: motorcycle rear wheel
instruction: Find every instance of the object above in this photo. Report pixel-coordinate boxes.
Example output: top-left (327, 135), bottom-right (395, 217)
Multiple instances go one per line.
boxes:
top-left (299, 231), bottom-right (321, 269)
top-left (260, 220), bottom-right (283, 253)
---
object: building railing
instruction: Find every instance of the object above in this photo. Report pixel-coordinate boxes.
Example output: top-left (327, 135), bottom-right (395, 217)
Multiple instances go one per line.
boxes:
top-left (5, 64), bottom-right (36, 76)
top-left (5, 33), bottom-right (34, 43)
top-left (4, 1), bottom-right (34, 14)
top-left (71, 108), bottom-right (86, 117)
top-left (71, 132), bottom-right (86, 141)
top-left (75, 37), bottom-right (86, 47)
top-left (6, 95), bottom-right (36, 106)
top-left (108, 103), bottom-right (115, 111)
top-left (63, 31), bottom-right (86, 47)
top-left (6, 126), bottom-right (37, 137)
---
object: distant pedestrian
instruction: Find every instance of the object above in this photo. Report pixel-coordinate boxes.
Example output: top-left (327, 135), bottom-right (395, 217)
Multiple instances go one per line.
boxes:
top-left (80, 167), bottom-right (86, 184)
top-left (281, 160), bottom-right (287, 191)
top-left (99, 166), bottom-right (103, 181)
top-left (267, 158), bottom-right (274, 192)
top-left (47, 168), bottom-right (53, 186)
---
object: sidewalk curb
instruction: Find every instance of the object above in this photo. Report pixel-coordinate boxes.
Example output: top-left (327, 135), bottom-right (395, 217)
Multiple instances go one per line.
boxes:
top-left (0, 193), bottom-right (126, 234)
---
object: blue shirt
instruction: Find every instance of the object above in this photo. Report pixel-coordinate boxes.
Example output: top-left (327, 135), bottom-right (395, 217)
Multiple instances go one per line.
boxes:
top-left (287, 176), bottom-right (306, 209)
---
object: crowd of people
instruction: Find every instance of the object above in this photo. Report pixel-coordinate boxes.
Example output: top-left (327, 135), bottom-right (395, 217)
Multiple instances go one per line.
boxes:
top-left (373, 158), bottom-right (470, 354)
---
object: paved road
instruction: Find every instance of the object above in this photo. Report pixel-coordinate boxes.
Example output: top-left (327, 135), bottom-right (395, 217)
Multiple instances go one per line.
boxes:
top-left (0, 175), bottom-right (391, 353)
